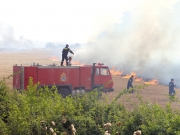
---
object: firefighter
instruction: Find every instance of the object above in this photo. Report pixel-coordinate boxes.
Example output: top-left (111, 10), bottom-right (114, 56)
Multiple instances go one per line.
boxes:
top-left (127, 75), bottom-right (134, 93)
top-left (61, 44), bottom-right (74, 66)
top-left (169, 79), bottom-right (176, 96)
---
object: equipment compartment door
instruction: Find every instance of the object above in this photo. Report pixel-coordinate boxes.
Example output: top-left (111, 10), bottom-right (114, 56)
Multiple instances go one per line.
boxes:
top-left (94, 67), bottom-right (101, 85)
top-left (80, 67), bottom-right (91, 90)
top-left (24, 67), bottom-right (38, 89)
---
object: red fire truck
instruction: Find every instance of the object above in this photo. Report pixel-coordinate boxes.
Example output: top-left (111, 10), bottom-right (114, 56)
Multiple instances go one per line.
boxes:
top-left (13, 63), bottom-right (114, 97)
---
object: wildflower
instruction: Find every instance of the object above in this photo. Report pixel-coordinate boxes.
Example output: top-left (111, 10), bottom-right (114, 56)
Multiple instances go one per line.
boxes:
top-left (62, 118), bottom-right (67, 123)
top-left (104, 130), bottom-right (111, 135)
top-left (49, 128), bottom-right (54, 133)
top-left (133, 130), bottom-right (141, 135)
top-left (104, 122), bottom-right (112, 128)
top-left (72, 128), bottom-right (76, 132)
top-left (62, 118), bottom-right (71, 130)
top-left (53, 132), bottom-right (57, 135)
top-left (71, 124), bottom-right (76, 135)
top-left (71, 124), bottom-right (75, 129)
top-left (51, 121), bottom-right (55, 126)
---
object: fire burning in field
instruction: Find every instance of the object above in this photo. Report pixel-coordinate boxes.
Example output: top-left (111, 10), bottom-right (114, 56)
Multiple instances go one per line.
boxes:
top-left (111, 68), bottom-right (158, 85)
top-left (144, 79), bottom-right (158, 85)
top-left (49, 56), bottom-right (81, 65)
top-left (110, 67), bottom-right (123, 76)
top-left (71, 61), bottom-right (84, 65)
top-left (122, 72), bottom-right (143, 82)
top-left (49, 56), bottom-right (59, 61)
top-left (49, 56), bottom-right (85, 65)
top-left (122, 72), bottom-right (136, 78)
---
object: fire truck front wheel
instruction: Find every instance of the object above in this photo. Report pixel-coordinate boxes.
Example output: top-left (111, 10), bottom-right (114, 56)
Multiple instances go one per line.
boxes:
top-left (58, 88), bottom-right (70, 98)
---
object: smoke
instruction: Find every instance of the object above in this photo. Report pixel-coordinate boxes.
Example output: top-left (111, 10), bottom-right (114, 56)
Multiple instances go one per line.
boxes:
top-left (0, 24), bottom-right (82, 52)
top-left (0, 24), bottom-right (45, 51)
top-left (74, 0), bottom-right (180, 86)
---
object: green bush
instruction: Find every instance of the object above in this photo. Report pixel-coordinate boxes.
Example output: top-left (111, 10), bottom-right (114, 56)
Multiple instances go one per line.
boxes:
top-left (0, 78), bottom-right (11, 135)
top-left (1, 77), bottom-right (180, 135)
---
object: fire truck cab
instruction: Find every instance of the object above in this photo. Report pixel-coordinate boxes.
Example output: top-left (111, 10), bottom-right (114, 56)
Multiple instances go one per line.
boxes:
top-left (13, 63), bottom-right (114, 97)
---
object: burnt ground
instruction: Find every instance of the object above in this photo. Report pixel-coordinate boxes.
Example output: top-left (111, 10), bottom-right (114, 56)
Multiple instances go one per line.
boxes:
top-left (1, 49), bottom-right (180, 109)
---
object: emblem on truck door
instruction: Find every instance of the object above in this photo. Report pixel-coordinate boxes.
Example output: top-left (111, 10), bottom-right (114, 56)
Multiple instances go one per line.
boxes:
top-left (60, 72), bottom-right (67, 82)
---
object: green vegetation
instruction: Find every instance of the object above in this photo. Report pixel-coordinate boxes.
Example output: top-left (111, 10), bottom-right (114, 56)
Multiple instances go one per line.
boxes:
top-left (1, 77), bottom-right (180, 135)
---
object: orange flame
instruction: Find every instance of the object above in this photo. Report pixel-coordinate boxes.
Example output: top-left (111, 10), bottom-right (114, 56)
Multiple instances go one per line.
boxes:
top-left (110, 66), bottom-right (159, 85)
top-left (123, 72), bottom-right (136, 78)
top-left (49, 56), bottom-right (59, 61)
top-left (71, 61), bottom-right (81, 65)
top-left (134, 77), bottom-right (143, 82)
top-left (144, 79), bottom-right (158, 85)
top-left (110, 67), bottom-right (123, 76)
top-left (123, 72), bottom-right (143, 82)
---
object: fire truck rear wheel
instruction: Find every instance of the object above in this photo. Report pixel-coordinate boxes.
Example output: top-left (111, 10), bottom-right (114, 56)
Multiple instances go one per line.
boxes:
top-left (58, 88), bottom-right (70, 98)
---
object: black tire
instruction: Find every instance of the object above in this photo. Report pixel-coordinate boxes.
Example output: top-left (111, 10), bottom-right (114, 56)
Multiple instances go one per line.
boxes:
top-left (58, 88), bottom-right (70, 98)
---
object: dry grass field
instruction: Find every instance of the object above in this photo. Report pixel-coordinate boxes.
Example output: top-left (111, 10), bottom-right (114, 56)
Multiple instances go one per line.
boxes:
top-left (1, 49), bottom-right (180, 109)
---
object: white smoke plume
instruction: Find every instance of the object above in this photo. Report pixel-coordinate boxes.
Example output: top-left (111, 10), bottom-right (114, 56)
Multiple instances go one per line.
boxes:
top-left (73, 0), bottom-right (180, 86)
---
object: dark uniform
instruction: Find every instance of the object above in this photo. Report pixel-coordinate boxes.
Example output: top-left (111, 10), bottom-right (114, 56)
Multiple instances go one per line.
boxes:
top-left (61, 44), bottom-right (74, 66)
top-left (127, 75), bottom-right (134, 93)
top-left (169, 79), bottom-right (176, 96)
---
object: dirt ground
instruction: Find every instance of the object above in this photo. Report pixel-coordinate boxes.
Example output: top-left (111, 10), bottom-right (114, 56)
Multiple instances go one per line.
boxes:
top-left (103, 75), bottom-right (180, 110)
top-left (1, 49), bottom-right (180, 109)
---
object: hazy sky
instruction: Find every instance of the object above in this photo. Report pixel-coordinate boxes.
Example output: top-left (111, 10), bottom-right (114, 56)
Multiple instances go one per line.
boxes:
top-left (0, 0), bottom-right (179, 43)
top-left (1, 0), bottom-right (177, 43)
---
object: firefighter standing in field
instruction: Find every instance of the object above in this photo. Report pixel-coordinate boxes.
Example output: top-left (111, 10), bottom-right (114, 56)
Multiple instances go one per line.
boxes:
top-left (127, 75), bottom-right (134, 93)
top-left (61, 44), bottom-right (74, 66)
top-left (169, 79), bottom-right (176, 96)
